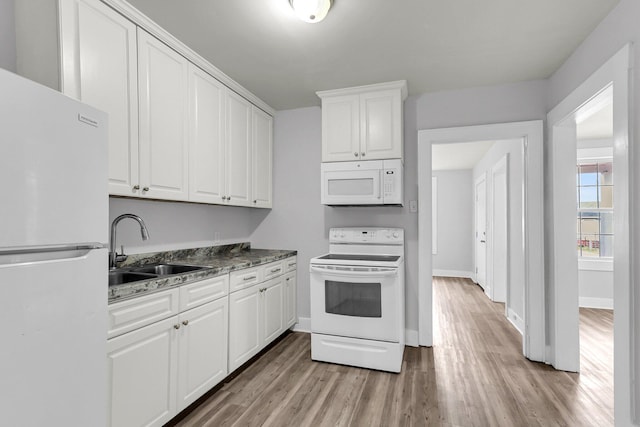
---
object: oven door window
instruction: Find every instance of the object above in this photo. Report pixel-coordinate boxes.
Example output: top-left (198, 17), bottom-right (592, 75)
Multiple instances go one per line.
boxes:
top-left (324, 280), bottom-right (382, 318)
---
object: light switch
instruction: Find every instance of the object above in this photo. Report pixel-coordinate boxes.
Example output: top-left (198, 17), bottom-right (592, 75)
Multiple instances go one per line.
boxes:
top-left (409, 200), bottom-right (418, 213)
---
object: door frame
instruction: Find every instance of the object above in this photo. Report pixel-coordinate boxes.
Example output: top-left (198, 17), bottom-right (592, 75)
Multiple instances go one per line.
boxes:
top-left (490, 154), bottom-right (509, 305)
top-left (474, 173), bottom-right (487, 289)
top-left (547, 43), bottom-right (632, 421)
top-left (417, 120), bottom-right (544, 362)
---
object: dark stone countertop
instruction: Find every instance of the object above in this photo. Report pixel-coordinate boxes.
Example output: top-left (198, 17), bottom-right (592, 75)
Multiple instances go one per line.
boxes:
top-left (108, 243), bottom-right (297, 304)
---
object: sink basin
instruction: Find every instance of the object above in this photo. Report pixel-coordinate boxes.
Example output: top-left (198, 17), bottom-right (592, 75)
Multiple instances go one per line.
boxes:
top-left (109, 271), bottom-right (157, 286)
top-left (129, 264), bottom-right (206, 276)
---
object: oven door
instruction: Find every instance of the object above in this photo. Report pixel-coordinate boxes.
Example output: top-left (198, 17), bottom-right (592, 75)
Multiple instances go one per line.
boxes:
top-left (310, 264), bottom-right (400, 342)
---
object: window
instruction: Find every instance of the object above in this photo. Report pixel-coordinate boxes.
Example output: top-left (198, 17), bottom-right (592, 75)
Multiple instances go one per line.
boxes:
top-left (576, 160), bottom-right (613, 258)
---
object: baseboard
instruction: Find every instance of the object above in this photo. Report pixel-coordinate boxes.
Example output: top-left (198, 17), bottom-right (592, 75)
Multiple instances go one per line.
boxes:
top-left (579, 297), bottom-right (613, 309)
top-left (432, 269), bottom-right (474, 279)
top-left (405, 329), bottom-right (418, 347)
top-left (507, 308), bottom-right (524, 335)
top-left (292, 317), bottom-right (311, 333)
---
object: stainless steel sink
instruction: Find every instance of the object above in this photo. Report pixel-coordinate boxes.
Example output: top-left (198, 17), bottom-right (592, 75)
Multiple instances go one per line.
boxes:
top-left (129, 264), bottom-right (206, 276)
top-left (108, 271), bottom-right (157, 286)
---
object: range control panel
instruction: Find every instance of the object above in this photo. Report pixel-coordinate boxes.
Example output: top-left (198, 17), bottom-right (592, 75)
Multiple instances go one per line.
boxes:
top-left (329, 227), bottom-right (404, 244)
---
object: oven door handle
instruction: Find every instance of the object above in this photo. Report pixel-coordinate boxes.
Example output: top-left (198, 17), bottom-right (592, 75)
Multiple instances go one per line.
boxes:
top-left (310, 265), bottom-right (398, 277)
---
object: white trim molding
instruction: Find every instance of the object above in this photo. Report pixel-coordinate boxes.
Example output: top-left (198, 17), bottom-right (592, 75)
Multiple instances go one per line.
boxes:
top-left (547, 43), bottom-right (633, 422)
top-left (418, 120), bottom-right (544, 364)
top-left (579, 297), bottom-right (613, 310)
top-left (507, 308), bottom-right (524, 335)
top-left (432, 269), bottom-right (474, 279)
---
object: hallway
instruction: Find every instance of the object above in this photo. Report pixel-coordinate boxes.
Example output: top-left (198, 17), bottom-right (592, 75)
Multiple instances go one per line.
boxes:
top-left (173, 276), bottom-right (614, 426)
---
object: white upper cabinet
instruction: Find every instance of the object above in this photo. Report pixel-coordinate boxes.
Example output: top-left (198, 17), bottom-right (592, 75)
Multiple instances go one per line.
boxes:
top-left (317, 81), bottom-right (407, 162)
top-left (252, 106), bottom-right (273, 208)
top-left (226, 91), bottom-right (253, 207)
top-left (59, 0), bottom-right (139, 196)
top-left (188, 64), bottom-right (226, 204)
top-left (137, 29), bottom-right (190, 201)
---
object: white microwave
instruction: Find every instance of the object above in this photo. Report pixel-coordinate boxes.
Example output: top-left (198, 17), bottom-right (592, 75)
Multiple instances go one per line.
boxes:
top-left (321, 159), bottom-right (403, 206)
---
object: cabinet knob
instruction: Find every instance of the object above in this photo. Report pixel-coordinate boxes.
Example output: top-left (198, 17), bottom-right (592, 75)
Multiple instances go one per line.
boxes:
top-left (182, 320), bottom-right (189, 326)
top-left (361, 152), bottom-right (365, 157)
top-left (253, 200), bottom-right (257, 204)
top-left (133, 185), bottom-right (140, 191)
top-left (354, 152), bottom-right (359, 157)
top-left (173, 324), bottom-right (181, 330)
top-left (227, 196), bottom-right (231, 201)
top-left (142, 187), bottom-right (149, 192)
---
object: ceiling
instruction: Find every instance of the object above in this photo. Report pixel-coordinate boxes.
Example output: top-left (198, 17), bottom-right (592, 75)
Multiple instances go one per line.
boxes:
top-left (432, 140), bottom-right (495, 171)
top-left (126, 0), bottom-right (619, 110)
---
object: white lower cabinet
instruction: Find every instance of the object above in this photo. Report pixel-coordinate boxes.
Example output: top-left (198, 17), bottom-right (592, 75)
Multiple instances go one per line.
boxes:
top-left (107, 258), bottom-right (296, 426)
top-left (284, 271), bottom-right (297, 329)
top-left (107, 276), bottom-right (229, 427)
top-left (228, 276), bottom-right (283, 372)
top-left (107, 315), bottom-right (178, 427)
top-left (177, 297), bottom-right (228, 412)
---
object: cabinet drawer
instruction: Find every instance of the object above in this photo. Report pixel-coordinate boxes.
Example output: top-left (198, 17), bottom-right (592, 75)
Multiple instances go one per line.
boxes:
top-left (284, 256), bottom-right (297, 272)
top-left (107, 289), bottom-right (180, 339)
top-left (179, 275), bottom-right (229, 312)
top-left (230, 266), bottom-right (262, 293)
top-left (263, 260), bottom-right (285, 281)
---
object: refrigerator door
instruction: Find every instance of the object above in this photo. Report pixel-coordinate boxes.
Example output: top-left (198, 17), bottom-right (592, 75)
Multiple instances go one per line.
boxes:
top-left (0, 247), bottom-right (107, 426)
top-left (0, 69), bottom-right (108, 249)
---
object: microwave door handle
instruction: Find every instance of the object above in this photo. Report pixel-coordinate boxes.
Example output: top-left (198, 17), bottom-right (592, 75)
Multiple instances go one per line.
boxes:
top-left (310, 265), bottom-right (397, 277)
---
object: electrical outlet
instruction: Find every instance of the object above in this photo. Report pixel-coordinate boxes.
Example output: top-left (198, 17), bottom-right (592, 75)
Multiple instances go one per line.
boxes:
top-left (409, 200), bottom-right (418, 213)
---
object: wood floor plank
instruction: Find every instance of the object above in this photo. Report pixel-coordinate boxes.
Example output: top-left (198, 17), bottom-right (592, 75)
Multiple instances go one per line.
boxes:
top-left (173, 276), bottom-right (613, 427)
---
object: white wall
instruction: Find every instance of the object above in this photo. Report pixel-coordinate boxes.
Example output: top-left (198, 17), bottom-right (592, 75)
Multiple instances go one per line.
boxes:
top-left (431, 170), bottom-right (473, 275)
top-left (579, 270), bottom-right (613, 309)
top-left (546, 0), bottom-right (640, 423)
top-left (109, 197), bottom-right (257, 254)
top-left (472, 140), bottom-right (524, 324)
top-left (0, 0), bottom-right (16, 72)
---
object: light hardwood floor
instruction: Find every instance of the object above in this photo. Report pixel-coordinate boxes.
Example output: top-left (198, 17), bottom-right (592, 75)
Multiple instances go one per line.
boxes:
top-left (171, 276), bottom-right (613, 427)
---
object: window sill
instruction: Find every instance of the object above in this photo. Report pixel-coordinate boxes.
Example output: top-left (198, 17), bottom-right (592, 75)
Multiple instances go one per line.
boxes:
top-left (578, 258), bottom-right (613, 271)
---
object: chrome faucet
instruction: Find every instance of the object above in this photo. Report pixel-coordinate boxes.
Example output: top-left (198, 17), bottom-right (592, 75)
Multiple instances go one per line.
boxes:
top-left (109, 214), bottom-right (150, 269)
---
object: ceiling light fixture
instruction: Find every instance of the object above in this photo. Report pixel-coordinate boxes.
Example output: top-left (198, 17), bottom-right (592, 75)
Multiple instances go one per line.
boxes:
top-left (289, 0), bottom-right (332, 24)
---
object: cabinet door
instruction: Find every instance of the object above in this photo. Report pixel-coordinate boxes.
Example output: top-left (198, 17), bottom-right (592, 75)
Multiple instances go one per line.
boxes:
top-left (138, 29), bottom-right (189, 201)
top-left (262, 277), bottom-right (284, 345)
top-left (225, 90), bottom-right (252, 206)
top-left (188, 64), bottom-right (226, 204)
top-left (228, 285), bottom-right (261, 372)
top-left (284, 271), bottom-right (297, 329)
top-left (59, 0), bottom-right (139, 197)
top-left (251, 106), bottom-right (273, 208)
top-left (107, 316), bottom-right (179, 427)
top-left (177, 298), bottom-right (228, 412)
top-left (360, 90), bottom-right (403, 160)
top-left (321, 94), bottom-right (360, 162)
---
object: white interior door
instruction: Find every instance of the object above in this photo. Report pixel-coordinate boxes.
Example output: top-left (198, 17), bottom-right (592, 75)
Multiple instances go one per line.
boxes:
top-left (475, 175), bottom-right (487, 289)
top-left (491, 156), bottom-right (508, 303)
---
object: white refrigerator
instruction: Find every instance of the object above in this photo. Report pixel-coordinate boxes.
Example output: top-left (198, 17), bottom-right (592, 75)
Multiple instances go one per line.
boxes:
top-left (0, 69), bottom-right (108, 426)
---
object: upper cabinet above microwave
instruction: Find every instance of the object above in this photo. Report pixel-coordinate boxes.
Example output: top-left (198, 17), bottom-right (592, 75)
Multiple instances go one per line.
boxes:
top-left (317, 81), bottom-right (407, 163)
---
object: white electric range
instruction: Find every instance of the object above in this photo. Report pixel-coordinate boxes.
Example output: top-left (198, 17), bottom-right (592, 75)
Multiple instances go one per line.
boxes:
top-left (309, 227), bottom-right (405, 373)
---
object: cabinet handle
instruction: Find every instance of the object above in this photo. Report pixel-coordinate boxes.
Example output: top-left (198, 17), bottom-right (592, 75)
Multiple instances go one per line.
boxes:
top-left (354, 152), bottom-right (359, 157)
top-left (173, 324), bottom-right (181, 330)
top-left (270, 268), bottom-right (281, 273)
top-left (243, 275), bottom-right (257, 281)
top-left (142, 187), bottom-right (149, 192)
top-left (253, 200), bottom-right (257, 204)
top-left (182, 320), bottom-right (189, 326)
top-left (133, 185), bottom-right (140, 191)
top-left (361, 152), bottom-right (365, 157)
top-left (288, 262), bottom-right (296, 267)
top-left (228, 196), bottom-right (231, 201)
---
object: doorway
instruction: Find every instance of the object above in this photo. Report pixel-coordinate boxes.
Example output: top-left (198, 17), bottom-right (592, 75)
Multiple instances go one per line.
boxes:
top-left (417, 120), bottom-right (544, 361)
top-left (547, 44), bottom-right (631, 421)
